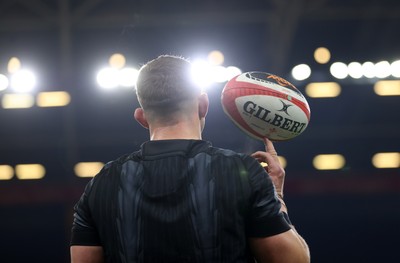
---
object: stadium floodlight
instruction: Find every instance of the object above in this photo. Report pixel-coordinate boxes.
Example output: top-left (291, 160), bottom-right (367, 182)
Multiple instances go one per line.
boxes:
top-left (0, 74), bottom-right (9, 91)
top-left (374, 80), bottom-right (400, 96)
top-left (10, 69), bottom-right (36, 92)
top-left (15, 164), bottom-right (45, 180)
top-left (372, 152), bottom-right (400, 168)
top-left (225, 66), bottom-right (242, 80)
top-left (96, 67), bottom-right (119, 89)
top-left (375, 61), bottom-right (391, 79)
top-left (305, 82), bottom-right (341, 98)
top-left (37, 91), bottom-right (71, 107)
top-left (291, 64), bottom-right (311, 81)
top-left (330, 62), bottom-right (348, 79)
top-left (2, 93), bottom-right (35, 109)
top-left (348, 62), bottom-right (363, 79)
top-left (0, 165), bottom-right (14, 180)
top-left (313, 154), bottom-right (346, 170)
top-left (191, 59), bottom-right (214, 88)
top-left (391, 60), bottom-right (400, 78)
top-left (74, 162), bottom-right (104, 178)
top-left (119, 67), bottom-right (139, 87)
top-left (210, 65), bottom-right (230, 83)
top-left (362, 62), bottom-right (375, 78)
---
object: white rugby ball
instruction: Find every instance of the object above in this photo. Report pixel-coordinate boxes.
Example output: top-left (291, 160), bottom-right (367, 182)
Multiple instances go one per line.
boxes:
top-left (221, 71), bottom-right (311, 141)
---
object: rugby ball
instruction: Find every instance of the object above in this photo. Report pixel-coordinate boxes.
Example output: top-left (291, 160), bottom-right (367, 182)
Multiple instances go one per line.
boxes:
top-left (221, 71), bottom-right (310, 141)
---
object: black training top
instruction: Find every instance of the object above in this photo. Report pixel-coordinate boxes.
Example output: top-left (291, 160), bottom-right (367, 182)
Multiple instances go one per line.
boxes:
top-left (71, 140), bottom-right (290, 262)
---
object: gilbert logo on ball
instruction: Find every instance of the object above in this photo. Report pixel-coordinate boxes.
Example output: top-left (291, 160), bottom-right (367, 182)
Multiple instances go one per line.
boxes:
top-left (221, 72), bottom-right (311, 141)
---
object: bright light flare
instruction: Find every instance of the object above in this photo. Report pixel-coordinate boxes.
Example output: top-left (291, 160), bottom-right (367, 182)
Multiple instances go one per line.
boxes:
top-left (0, 74), bottom-right (9, 91)
top-left (362, 62), bottom-right (375, 78)
top-left (375, 61), bottom-right (391, 79)
top-left (119, 67), bottom-right (139, 87)
top-left (191, 60), bottom-right (242, 88)
top-left (208, 65), bottom-right (227, 83)
top-left (97, 67), bottom-right (139, 89)
top-left (191, 59), bottom-right (214, 88)
top-left (330, 62), bottom-right (348, 79)
top-left (225, 66), bottom-right (242, 80)
top-left (391, 60), bottom-right (400, 78)
top-left (291, 64), bottom-right (311, 81)
top-left (348, 62), bottom-right (363, 79)
top-left (10, 69), bottom-right (36, 92)
top-left (96, 67), bottom-right (119, 89)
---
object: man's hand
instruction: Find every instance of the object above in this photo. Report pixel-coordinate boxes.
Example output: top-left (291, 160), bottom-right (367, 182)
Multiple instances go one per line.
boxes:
top-left (251, 138), bottom-right (285, 197)
top-left (249, 138), bottom-right (311, 263)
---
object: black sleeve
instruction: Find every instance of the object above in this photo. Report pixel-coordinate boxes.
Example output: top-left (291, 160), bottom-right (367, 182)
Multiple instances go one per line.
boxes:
top-left (70, 170), bottom-right (104, 246)
top-left (243, 155), bottom-right (291, 237)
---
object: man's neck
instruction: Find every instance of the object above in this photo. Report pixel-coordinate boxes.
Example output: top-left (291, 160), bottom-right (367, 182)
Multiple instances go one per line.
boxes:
top-left (149, 121), bottom-right (202, 141)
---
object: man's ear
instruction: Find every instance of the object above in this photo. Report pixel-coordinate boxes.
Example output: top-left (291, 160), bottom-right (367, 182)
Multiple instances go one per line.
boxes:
top-left (134, 108), bottom-right (149, 129)
top-left (198, 93), bottom-right (209, 118)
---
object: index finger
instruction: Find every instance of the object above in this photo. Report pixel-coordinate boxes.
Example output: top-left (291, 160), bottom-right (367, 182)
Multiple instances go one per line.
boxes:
top-left (263, 137), bottom-right (278, 156)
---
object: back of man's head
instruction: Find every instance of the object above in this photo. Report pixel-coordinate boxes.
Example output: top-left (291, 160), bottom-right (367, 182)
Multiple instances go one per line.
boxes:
top-left (136, 55), bottom-right (201, 122)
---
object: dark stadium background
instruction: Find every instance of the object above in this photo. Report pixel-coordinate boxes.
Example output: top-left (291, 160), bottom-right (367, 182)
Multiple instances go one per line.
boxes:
top-left (0, 0), bottom-right (399, 262)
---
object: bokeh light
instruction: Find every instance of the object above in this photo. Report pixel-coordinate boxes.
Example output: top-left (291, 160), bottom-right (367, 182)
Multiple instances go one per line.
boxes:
top-left (0, 165), bottom-right (14, 180)
top-left (291, 64), bottom-right (311, 81)
top-left (74, 162), bottom-right (104, 178)
top-left (305, 82), bottom-right (341, 98)
top-left (2, 93), bottom-right (35, 109)
top-left (96, 67), bottom-right (119, 89)
top-left (313, 154), bottom-right (346, 170)
top-left (314, 47), bottom-right (331, 64)
top-left (7, 57), bottom-right (21, 74)
top-left (191, 59), bottom-right (214, 88)
top-left (109, 53), bottom-right (126, 69)
top-left (374, 61), bottom-right (391, 79)
top-left (374, 80), bottom-right (400, 96)
top-left (372, 152), bottom-right (400, 168)
top-left (15, 164), bottom-right (45, 180)
top-left (119, 67), bottom-right (139, 87)
top-left (347, 62), bottom-right (363, 79)
top-left (36, 91), bottom-right (71, 107)
top-left (330, 62), bottom-right (348, 79)
top-left (207, 50), bottom-right (225, 65)
top-left (10, 69), bottom-right (36, 92)
top-left (362, 61), bottom-right (375, 78)
top-left (390, 60), bottom-right (400, 78)
top-left (0, 74), bottom-right (9, 91)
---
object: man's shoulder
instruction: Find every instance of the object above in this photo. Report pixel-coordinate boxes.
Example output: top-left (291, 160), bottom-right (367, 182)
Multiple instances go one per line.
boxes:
top-left (207, 145), bottom-right (251, 161)
top-left (96, 150), bottom-right (142, 176)
top-left (208, 145), bottom-right (238, 156)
